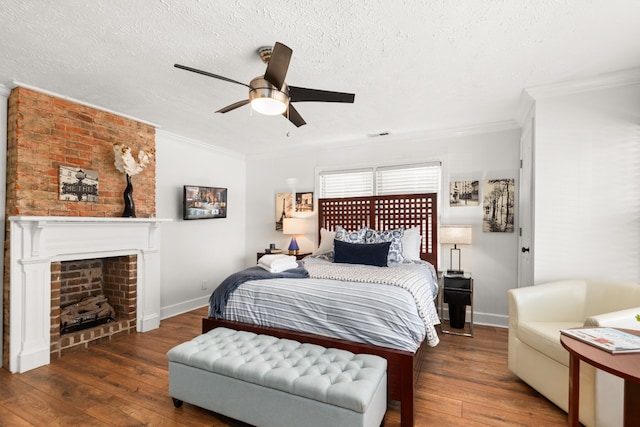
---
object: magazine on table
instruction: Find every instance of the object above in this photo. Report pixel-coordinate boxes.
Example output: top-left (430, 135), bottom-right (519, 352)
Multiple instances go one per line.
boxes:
top-left (561, 327), bottom-right (640, 354)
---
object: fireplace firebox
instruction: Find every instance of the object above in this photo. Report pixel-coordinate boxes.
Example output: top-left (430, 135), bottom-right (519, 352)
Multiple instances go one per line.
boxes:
top-left (50, 255), bottom-right (138, 356)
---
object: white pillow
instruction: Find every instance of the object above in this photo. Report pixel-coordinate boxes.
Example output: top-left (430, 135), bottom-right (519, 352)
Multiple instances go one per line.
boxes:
top-left (402, 227), bottom-right (422, 261)
top-left (312, 228), bottom-right (336, 255)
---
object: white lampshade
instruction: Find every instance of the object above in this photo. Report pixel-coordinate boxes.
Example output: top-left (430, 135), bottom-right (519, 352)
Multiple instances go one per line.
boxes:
top-left (283, 217), bottom-right (306, 235)
top-left (440, 225), bottom-right (473, 245)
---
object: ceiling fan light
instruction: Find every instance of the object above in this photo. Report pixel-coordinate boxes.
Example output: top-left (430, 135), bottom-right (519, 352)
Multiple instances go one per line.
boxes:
top-left (250, 96), bottom-right (287, 115)
top-left (249, 77), bottom-right (289, 115)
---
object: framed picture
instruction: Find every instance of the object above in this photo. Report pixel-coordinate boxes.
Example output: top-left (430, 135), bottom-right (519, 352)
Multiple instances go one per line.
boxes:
top-left (482, 179), bottom-right (515, 232)
top-left (275, 192), bottom-right (293, 230)
top-left (449, 180), bottom-right (479, 207)
top-left (296, 192), bottom-right (314, 212)
top-left (59, 166), bottom-right (99, 202)
top-left (183, 185), bottom-right (227, 220)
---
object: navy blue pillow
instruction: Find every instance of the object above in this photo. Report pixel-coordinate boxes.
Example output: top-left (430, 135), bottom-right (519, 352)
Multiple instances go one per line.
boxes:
top-left (333, 239), bottom-right (391, 267)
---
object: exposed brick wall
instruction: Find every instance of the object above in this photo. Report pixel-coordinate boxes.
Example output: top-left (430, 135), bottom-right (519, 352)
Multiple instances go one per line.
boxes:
top-left (103, 255), bottom-right (137, 324)
top-left (5, 87), bottom-right (156, 217)
top-left (3, 87), bottom-right (155, 368)
top-left (60, 259), bottom-right (104, 307)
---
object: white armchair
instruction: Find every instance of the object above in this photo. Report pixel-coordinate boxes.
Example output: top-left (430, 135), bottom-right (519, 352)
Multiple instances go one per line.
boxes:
top-left (508, 279), bottom-right (640, 427)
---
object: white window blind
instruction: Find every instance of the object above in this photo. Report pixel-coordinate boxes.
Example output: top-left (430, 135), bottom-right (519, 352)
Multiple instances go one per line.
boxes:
top-left (376, 163), bottom-right (441, 195)
top-left (319, 168), bottom-right (373, 198)
top-left (319, 162), bottom-right (441, 198)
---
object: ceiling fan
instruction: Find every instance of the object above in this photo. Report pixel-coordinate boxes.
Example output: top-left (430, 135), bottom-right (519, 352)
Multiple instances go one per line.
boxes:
top-left (174, 42), bottom-right (355, 127)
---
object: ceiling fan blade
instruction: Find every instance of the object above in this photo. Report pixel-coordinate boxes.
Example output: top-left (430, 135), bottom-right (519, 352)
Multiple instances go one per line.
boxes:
top-left (174, 64), bottom-right (250, 88)
top-left (263, 42), bottom-right (292, 90)
top-left (216, 99), bottom-right (250, 113)
top-left (284, 104), bottom-right (306, 127)
top-left (288, 86), bottom-right (355, 103)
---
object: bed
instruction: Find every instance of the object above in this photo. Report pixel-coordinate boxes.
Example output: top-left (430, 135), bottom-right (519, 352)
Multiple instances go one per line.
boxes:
top-left (202, 193), bottom-right (439, 427)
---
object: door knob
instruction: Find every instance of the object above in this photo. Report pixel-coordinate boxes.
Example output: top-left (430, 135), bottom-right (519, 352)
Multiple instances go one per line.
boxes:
top-left (521, 247), bottom-right (530, 253)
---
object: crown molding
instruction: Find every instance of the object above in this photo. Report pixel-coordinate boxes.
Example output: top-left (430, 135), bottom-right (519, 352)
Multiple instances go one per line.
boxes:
top-left (524, 67), bottom-right (640, 100)
top-left (249, 120), bottom-right (521, 159)
top-left (339, 120), bottom-right (520, 147)
top-left (515, 68), bottom-right (640, 126)
top-left (12, 81), bottom-right (161, 128)
top-left (408, 120), bottom-right (521, 142)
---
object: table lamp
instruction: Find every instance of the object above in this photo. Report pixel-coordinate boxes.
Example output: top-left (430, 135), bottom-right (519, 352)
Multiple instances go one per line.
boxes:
top-left (283, 217), bottom-right (306, 255)
top-left (440, 225), bottom-right (472, 275)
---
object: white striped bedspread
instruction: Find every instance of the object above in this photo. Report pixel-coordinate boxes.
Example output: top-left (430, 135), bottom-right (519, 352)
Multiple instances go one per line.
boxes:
top-left (220, 257), bottom-right (440, 352)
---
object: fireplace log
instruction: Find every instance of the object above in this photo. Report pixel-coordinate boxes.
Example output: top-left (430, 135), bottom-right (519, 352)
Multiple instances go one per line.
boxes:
top-left (61, 294), bottom-right (115, 327)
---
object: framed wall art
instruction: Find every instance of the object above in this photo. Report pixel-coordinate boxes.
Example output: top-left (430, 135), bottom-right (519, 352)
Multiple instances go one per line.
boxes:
top-left (482, 179), bottom-right (515, 232)
top-left (449, 180), bottom-right (479, 207)
top-left (59, 166), bottom-right (99, 202)
top-left (275, 192), bottom-right (293, 230)
top-left (183, 185), bottom-right (227, 220)
top-left (295, 192), bottom-right (314, 212)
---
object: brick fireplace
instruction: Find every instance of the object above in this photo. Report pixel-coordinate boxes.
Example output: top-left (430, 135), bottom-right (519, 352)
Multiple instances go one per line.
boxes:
top-left (2, 87), bottom-right (161, 372)
top-left (51, 255), bottom-right (137, 357)
top-left (8, 216), bottom-right (166, 373)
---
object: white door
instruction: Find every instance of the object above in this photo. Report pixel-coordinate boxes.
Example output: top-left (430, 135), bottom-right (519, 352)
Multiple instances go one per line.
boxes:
top-left (518, 117), bottom-right (534, 287)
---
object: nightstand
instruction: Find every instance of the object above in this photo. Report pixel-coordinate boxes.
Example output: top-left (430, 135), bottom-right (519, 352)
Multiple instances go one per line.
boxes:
top-left (256, 252), bottom-right (311, 263)
top-left (439, 273), bottom-right (474, 337)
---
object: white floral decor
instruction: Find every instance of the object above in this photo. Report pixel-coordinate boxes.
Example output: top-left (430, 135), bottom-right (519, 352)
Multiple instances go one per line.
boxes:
top-left (113, 144), bottom-right (153, 176)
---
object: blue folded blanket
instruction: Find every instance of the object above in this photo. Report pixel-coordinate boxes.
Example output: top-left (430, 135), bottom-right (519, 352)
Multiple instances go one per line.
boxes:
top-left (209, 262), bottom-right (309, 318)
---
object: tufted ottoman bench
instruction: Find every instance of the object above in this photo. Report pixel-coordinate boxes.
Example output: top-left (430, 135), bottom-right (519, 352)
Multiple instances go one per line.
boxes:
top-left (167, 327), bottom-right (387, 427)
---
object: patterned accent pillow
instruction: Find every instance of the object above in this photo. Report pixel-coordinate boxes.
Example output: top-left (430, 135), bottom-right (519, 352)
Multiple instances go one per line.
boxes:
top-left (365, 228), bottom-right (405, 263)
top-left (335, 225), bottom-right (367, 243)
top-left (314, 226), bottom-right (367, 261)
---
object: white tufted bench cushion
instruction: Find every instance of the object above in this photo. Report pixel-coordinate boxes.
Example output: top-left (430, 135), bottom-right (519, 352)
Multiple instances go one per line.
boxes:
top-left (167, 327), bottom-right (387, 427)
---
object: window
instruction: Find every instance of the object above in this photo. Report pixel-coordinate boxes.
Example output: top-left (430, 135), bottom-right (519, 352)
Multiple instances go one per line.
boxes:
top-left (319, 162), bottom-right (441, 198)
top-left (318, 168), bottom-right (374, 198)
top-left (376, 163), bottom-right (440, 195)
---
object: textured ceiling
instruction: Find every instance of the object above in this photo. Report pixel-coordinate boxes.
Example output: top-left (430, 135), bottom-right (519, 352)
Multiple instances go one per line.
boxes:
top-left (2, 0), bottom-right (640, 155)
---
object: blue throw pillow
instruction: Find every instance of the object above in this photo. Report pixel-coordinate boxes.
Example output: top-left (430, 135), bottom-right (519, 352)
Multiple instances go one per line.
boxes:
top-left (333, 239), bottom-right (391, 267)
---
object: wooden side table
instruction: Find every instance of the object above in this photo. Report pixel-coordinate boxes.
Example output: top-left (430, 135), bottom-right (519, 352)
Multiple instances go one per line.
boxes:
top-left (560, 328), bottom-right (640, 427)
top-left (256, 252), bottom-right (311, 263)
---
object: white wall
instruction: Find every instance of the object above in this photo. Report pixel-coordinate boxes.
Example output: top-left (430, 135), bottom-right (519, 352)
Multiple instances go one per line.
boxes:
top-left (155, 131), bottom-right (247, 319)
top-left (245, 127), bottom-right (521, 327)
top-left (533, 83), bottom-right (640, 283)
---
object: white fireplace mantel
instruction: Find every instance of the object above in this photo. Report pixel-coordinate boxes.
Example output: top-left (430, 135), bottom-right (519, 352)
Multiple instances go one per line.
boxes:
top-left (9, 216), bottom-right (171, 373)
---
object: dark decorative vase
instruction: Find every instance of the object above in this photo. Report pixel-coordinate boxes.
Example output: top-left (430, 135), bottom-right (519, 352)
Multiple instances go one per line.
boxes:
top-left (122, 174), bottom-right (136, 218)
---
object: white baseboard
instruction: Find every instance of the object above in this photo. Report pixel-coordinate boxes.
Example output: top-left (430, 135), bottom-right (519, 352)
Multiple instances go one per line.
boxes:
top-left (474, 311), bottom-right (508, 328)
top-left (440, 306), bottom-right (508, 329)
top-left (160, 296), bottom-right (209, 320)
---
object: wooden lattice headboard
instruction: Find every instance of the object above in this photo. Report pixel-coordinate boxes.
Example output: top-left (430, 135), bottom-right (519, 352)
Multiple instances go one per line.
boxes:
top-left (318, 193), bottom-right (438, 270)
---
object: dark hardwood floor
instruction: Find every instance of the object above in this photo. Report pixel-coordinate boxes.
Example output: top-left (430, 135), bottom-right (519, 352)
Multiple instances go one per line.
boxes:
top-left (0, 308), bottom-right (569, 426)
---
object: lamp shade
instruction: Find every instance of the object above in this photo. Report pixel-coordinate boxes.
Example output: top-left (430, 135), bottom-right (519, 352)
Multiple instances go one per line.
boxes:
top-left (283, 217), bottom-right (306, 235)
top-left (440, 225), bottom-right (472, 245)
